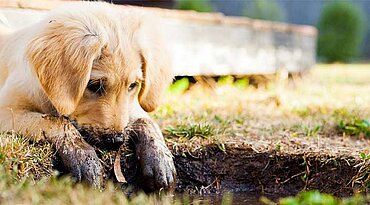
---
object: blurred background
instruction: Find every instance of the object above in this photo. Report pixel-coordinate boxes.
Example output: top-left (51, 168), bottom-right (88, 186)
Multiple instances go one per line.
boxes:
top-left (109, 0), bottom-right (370, 62)
top-left (1, 0), bottom-right (369, 76)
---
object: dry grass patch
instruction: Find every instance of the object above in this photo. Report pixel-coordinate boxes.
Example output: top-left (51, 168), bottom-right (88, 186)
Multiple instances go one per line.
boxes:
top-left (0, 132), bottom-right (54, 180)
top-left (0, 64), bottom-right (369, 203)
top-left (158, 64), bottom-right (370, 158)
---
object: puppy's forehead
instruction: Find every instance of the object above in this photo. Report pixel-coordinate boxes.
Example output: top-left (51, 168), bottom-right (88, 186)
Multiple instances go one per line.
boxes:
top-left (51, 4), bottom-right (145, 82)
top-left (90, 63), bottom-right (143, 81)
top-left (101, 27), bottom-right (144, 82)
top-left (91, 47), bottom-right (143, 83)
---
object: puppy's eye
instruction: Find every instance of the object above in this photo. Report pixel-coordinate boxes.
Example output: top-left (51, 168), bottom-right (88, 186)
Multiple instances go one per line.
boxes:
top-left (128, 82), bottom-right (139, 92)
top-left (87, 79), bottom-right (106, 95)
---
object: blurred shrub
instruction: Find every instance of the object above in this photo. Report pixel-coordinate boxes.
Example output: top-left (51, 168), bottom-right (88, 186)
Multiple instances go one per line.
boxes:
top-left (167, 77), bottom-right (189, 94)
top-left (317, 1), bottom-right (366, 63)
top-left (243, 0), bottom-right (285, 22)
top-left (217, 75), bottom-right (234, 86)
top-left (338, 118), bottom-right (370, 137)
top-left (278, 190), bottom-right (368, 205)
top-left (175, 0), bottom-right (215, 12)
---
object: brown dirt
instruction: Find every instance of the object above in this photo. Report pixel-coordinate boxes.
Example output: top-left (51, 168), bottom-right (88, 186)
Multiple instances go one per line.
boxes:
top-left (92, 140), bottom-right (366, 198)
top-left (171, 143), bottom-right (360, 197)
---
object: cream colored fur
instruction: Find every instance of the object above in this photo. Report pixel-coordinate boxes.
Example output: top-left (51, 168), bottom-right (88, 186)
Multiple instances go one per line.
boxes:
top-left (0, 2), bottom-right (172, 139)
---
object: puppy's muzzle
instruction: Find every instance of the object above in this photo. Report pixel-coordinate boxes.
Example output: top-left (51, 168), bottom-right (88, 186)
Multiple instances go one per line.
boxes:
top-left (76, 126), bottom-right (125, 150)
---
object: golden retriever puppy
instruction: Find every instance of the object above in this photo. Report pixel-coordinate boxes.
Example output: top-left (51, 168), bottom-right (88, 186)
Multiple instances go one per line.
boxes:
top-left (0, 2), bottom-right (175, 190)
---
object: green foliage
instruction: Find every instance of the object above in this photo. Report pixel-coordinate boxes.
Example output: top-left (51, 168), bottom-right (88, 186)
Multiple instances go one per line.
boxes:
top-left (360, 152), bottom-right (370, 160)
top-left (338, 119), bottom-right (370, 137)
top-left (217, 75), bottom-right (234, 86)
top-left (165, 123), bottom-right (215, 139)
top-left (243, 0), bottom-right (285, 21)
top-left (234, 78), bottom-right (250, 89)
top-left (278, 190), bottom-right (368, 205)
top-left (168, 78), bottom-right (190, 95)
top-left (217, 76), bottom-right (250, 89)
top-left (317, 1), bottom-right (366, 63)
top-left (305, 125), bottom-right (322, 137)
top-left (175, 0), bottom-right (215, 12)
top-left (280, 191), bottom-right (338, 205)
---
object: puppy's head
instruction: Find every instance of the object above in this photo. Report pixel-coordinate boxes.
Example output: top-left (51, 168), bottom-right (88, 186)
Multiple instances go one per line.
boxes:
top-left (26, 3), bottom-right (172, 148)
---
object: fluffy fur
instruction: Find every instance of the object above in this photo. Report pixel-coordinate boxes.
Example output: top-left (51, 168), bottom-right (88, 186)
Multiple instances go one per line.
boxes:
top-left (0, 2), bottom-right (174, 189)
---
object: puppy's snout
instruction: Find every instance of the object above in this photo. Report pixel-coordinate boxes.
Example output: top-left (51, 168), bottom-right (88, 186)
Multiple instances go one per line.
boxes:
top-left (101, 132), bottom-right (124, 149)
top-left (77, 126), bottom-right (125, 150)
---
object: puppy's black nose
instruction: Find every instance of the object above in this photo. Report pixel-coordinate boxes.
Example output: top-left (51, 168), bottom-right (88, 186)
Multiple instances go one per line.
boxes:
top-left (101, 133), bottom-right (124, 148)
top-left (100, 132), bottom-right (125, 150)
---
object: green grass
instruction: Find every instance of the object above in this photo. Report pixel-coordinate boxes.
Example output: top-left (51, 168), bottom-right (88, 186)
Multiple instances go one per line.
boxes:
top-left (0, 132), bottom-right (54, 180)
top-left (0, 168), bottom-right (173, 205)
top-left (277, 190), bottom-right (369, 205)
top-left (158, 65), bottom-right (370, 156)
top-left (338, 119), bottom-right (370, 138)
top-left (165, 123), bottom-right (216, 139)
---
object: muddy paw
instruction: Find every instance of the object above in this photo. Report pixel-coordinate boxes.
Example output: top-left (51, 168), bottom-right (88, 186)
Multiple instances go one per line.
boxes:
top-left (127, 118), bottom-right (176, 192)
top-left (58, 139), bottom-right (103, 188)
top-left (53, 124), bottom-right (103, 187)
top-left (139, 142), bottom-right (176, 192)
top-left (42, 116), bottom-right (104, 187)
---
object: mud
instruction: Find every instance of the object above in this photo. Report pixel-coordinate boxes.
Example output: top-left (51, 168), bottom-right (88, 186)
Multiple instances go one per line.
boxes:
top-left (96, 142), bottom-right (364, 197)
top-left (73, 124), bottom-right (125, 150)
top-left (171, 143), bottom-right (360, 197)
top-left (48, 116), bottom-right (366, 197)
top-left (69, 118), bottom-right (176, 192)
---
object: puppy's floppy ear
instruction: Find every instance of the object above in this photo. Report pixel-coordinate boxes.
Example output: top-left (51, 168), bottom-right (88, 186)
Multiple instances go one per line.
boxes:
top-left (27, 19), bottom-right (104, 115)
top-left (137, 15), bottom-right (173, 112)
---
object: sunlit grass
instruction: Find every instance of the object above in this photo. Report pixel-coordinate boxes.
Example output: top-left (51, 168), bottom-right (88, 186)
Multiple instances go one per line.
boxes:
top-left (157, 64), bottom-right (370, 157)
top-left (0, 132), bottom-right (54, 180)
top-left (0, 165), bottom-right (174, 205)
top-left (266, 190), bottom-right (369, 205)
top-left (165, 123), bottom-right (216, 139)
top-left (0, 64), bottom-right (370, 204)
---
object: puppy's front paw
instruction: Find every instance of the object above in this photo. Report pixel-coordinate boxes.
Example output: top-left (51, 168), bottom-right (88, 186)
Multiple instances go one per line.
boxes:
top-left (128, 118), bottom-right (176, 192)
top-left (52, 123), bottom-right (103, 188)
top-left (139, 141), bottom-right (176, 192)
top-left (58, 142), bottom-right (103, 188)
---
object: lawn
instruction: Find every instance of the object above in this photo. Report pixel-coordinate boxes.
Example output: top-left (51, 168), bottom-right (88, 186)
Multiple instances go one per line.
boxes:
top-left (0, 64), bottom-right (369, 204)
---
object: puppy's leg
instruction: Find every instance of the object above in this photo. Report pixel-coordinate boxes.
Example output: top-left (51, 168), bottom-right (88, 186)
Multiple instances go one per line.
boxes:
top-left (128, 104), bottom-right (176, 192)
top-left (0, 111), bottom-right (103, 187)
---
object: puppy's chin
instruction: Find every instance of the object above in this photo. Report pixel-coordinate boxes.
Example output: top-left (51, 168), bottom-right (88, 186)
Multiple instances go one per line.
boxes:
top-left (74, 125), bottom-right (125, 150)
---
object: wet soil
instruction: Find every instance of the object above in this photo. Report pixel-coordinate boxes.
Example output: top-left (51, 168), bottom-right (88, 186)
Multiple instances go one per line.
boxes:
top-left (171, 143), bottom-right (360, 197)
top-left (96, 141), bottom-right (365, 198)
